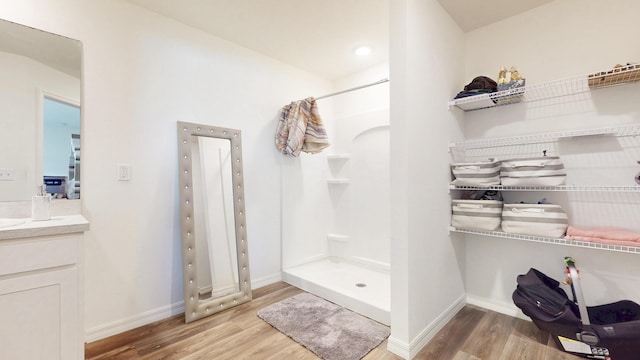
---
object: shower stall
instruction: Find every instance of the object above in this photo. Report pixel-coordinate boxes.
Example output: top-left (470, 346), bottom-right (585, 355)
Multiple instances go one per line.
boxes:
top-left (281, 76), bottom-right (390, 325)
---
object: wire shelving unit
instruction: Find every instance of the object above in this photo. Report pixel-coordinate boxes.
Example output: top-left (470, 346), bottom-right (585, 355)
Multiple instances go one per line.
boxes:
top-left (448, 124), bottom-right (640, 150)
top-left (449, 64), bottom-right (640, 112)
top-left (450, 227), bottom-right (640, 255)
top-left (449, 184), bottom-right (640, 193)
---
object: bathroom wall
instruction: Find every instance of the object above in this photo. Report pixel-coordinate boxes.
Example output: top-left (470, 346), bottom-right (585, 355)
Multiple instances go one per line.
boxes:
top-left (388, 0), bottom-right (466, 357)
top-left (460, 0), bottom-right (640, 316)
top-left (0, 0), bottom-right (331, 340)
top-left (332, 63), bottom-right (390, 119)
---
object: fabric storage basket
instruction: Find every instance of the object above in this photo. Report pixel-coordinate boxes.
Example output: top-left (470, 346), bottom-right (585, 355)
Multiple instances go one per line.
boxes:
top-left (501, 203), bottom-right (568, 238)
top-left (500, 156), bottom-right (566, 186)
top-left (451, 200), bottom-right (502, 231)
top-left (450, 159), bottom-right (501, 186)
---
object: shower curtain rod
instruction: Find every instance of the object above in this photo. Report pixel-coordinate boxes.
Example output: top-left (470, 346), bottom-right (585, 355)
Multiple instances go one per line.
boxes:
top-left (314, 78), bottom-right (389, 100)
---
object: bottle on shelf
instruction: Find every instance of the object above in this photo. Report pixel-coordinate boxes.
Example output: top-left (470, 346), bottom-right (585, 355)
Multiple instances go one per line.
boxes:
top-left (498, 66), bottom-right (507, 84)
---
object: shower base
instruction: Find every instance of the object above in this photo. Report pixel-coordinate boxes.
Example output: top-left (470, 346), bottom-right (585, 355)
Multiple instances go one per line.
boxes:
top-left (282, 257), bottom-right (390, 325)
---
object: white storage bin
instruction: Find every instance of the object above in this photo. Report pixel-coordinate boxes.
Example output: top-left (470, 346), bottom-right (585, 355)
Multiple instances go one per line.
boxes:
top-left (450, 159), bottom-right (501, 186)
top-left (501, 203), bottom-right (568, 238)
top-left (500, 156), bottom-right (566, 186)
top-left (451, 200), bottom-right (502, 231)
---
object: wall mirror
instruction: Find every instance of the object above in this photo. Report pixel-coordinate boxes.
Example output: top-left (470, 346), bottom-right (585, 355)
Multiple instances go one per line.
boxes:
top-left (0, 18), bottom-right (82, 202)
top-left (177, 121), bottom-right (252, 323)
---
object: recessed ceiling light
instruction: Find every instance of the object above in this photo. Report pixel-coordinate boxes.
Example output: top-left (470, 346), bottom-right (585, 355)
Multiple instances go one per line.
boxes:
top-left (354, 46), bottom-right (372, 57)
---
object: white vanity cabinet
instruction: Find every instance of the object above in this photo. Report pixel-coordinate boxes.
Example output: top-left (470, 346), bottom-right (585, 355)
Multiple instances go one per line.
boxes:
top-left (0, 215), bottom-right (89, 360)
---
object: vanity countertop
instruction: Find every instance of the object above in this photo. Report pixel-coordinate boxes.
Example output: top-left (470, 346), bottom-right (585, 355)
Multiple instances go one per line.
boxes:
top-left (0, 215), bottom-right (89, 241)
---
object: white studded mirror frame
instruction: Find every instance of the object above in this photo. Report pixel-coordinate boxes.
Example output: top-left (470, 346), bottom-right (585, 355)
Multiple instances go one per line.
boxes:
top-left (177, 121), bottom-right (252, 323)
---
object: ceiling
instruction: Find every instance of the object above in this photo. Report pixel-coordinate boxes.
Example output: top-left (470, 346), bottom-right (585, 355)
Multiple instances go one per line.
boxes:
top-left (126, 0), bottom-right (553, 80)
top-left (438, 0), bottom-right (553, 33)
top-left (0, 18), bottom-right (82, 78)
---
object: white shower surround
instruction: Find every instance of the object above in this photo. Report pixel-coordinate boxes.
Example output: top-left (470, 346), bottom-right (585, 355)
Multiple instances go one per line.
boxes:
top-left (281, 67), bottom-right (391, 325)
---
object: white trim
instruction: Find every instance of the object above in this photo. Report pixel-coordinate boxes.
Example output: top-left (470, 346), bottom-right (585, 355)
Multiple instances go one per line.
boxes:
top-left (387, 294), bottom-right (466, 359)
top-left (84, 301), bottom-right (185, 343)
top-left (283, 253), bottom-right (327, 269)
top-left (348, 256), bottom-right (390, 272)
top-left (466, 294), bottom-right (530, 321)
top-left (41, 89), bottom-right (81, 108)
top-left (251, 272), bottom-right (282, 289)
top-left (35, 89), bottom-right (45, 186)
top-left (84, 272), bottom-right (283, 343)
top-left (387, 336), bottom-right (411, 359)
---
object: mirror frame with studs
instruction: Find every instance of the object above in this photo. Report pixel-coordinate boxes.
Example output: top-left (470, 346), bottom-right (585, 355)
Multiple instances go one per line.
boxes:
top-left (177, 121), bottom-right (252, 323)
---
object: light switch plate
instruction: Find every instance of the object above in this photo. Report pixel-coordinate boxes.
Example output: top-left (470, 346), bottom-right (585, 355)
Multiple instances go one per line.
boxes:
top-left (0, 168), bottom-right (16, 181)
top-left (117, 164), bottom-right (131, 181)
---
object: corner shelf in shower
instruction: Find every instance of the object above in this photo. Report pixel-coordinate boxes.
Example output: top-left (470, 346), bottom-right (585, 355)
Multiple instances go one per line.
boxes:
top-left (327, 233), bottom-right (349, 242)
top-left (326, 153), bottom-right (351, 160)
top-left (327, 153), bottom-right (351, 184)
top-left (450, 227), bottom-right (640, 255)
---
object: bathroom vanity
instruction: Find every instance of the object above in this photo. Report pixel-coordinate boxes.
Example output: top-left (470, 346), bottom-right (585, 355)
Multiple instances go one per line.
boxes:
top-left (0, 215), bottom-right (89, 360)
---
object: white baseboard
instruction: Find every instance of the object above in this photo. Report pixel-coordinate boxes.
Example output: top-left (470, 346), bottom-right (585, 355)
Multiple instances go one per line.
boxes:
top-left (251, 272), bottom-right (282, 289)
top-left (387, 294), bottom-right (466, 359)
top-left (84, 272), bottom-right (283, 343)
top-left (387, 336), bottom-right (410, 359)
top-left (85, 301), bottom-right (185, 343)
top-left (466, 294), bottom-right (529, 321)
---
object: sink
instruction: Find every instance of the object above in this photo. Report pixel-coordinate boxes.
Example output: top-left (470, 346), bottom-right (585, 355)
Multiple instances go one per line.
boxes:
top-left (0, 218), bottom-right (26, 229)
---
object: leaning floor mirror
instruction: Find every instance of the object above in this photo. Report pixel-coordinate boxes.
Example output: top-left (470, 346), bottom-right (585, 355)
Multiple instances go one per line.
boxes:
top-left (177, 121), bottom-right (251, 323)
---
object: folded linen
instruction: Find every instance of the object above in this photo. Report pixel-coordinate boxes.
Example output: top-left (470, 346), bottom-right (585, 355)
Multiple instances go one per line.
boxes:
top-left (565, 235), bottom-right (640, 248)
top-left (450, 159), bottom-right (501, 186)
top-left (500, 156), bottom-right (566, 186)
top-left (565, 226), bottom-right (640, 242)
top-left (501, 203), bottom-right (568, 238)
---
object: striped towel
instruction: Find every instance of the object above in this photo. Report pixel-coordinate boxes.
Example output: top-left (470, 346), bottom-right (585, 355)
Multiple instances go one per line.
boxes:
top-left (275, 98), bottom-right (330, 156)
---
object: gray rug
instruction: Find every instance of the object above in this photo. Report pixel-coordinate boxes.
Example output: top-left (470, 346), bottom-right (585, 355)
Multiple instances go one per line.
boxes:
top-left (257, 293), bottom-right (390, 360)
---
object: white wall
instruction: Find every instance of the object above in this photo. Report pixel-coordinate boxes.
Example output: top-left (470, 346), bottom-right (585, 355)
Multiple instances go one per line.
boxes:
top-left (389, 0), bottom-right (466, 357)
top-left (280, 122), bottom-right (333, 269)
top-left (459, 0), bottom-right (640, 317)
top-left (0, 52), bottom-right (80, 200)
top-left (332, 63), bottom-right (390, 119)
top-left (0, 0), bottom-right (331, 341)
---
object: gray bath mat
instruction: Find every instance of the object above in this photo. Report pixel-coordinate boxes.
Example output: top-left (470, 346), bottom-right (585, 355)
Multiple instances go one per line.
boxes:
top-left (257, 293), bottom-right (390, 360)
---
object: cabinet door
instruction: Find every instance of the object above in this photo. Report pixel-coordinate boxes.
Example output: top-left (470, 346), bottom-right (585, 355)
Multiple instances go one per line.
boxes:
top-left (0, 267), bottom-right (80, 360)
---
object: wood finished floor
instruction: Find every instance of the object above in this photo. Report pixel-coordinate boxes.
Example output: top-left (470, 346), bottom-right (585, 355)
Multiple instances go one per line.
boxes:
top-left (85, 282), bottom-right (581, 360)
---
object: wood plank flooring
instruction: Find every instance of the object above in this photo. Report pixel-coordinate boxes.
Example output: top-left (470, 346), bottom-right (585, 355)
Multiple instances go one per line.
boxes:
top-left (85, 282), bottom-right (580, 359)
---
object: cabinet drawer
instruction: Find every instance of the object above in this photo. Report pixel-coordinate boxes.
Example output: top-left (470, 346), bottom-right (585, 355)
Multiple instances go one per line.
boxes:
top-left (0, 235), bottom-right (78, 276)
